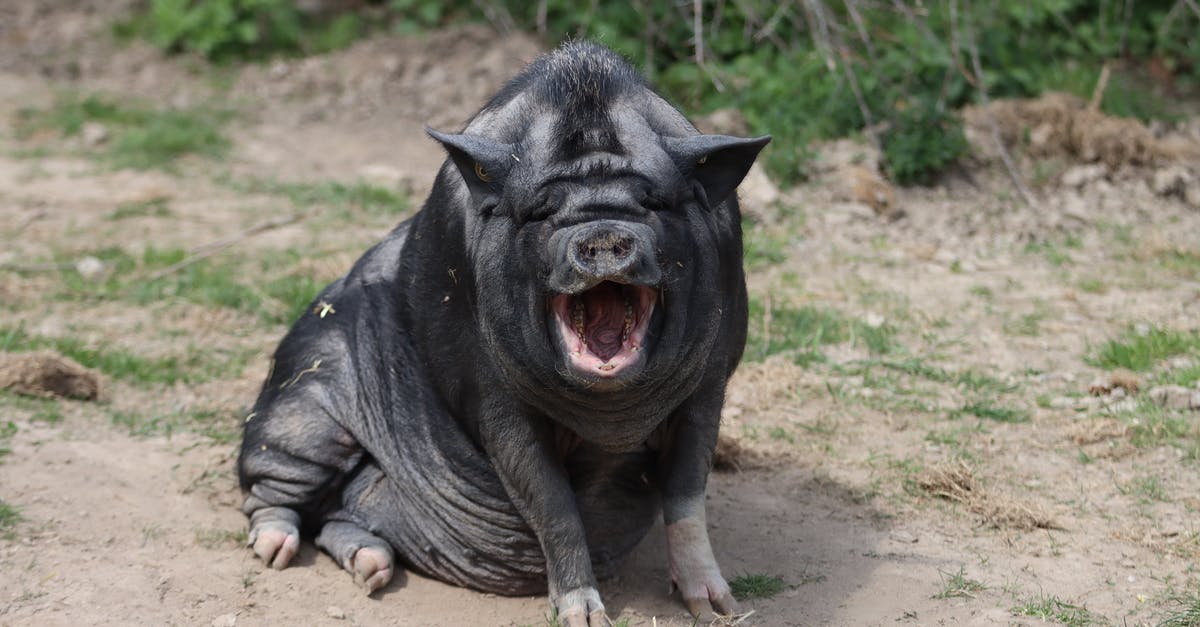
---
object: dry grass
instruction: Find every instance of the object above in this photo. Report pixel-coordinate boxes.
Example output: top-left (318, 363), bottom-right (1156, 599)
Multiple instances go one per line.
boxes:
top-left (0, 351), bottom-right (104, 401)
top-left (914, 460), bottom-right (1060, 531)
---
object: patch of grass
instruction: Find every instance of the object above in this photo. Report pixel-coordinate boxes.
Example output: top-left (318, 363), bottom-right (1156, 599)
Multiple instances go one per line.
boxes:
top-left (1158, 361), bottom-right (1200, 388)
top-left (195, 527), bottom-right (249, 549)
top-left (16, 94), bottom-right (231, 170)
top-left (767, 426), bottom-right (794, 444)
top-left (747, 300), bottom-right (898, 361)
top-left (1011, 593), bottom-right (1105, 626)
top-left (107, 197), bottom-right (172, 221)
top-left (30, 403), bottom-right (64, 425)
top-left (933, 567), bottom-right (986, 599)
top-left (229, 177), bottom-right (409, 218)
top-left (1157, 248), bottom-right (1200, 280)
top-left (1024, 239), bottom-right (1074, 267)
top-left (1076, 277), bottom-right (1108, 294)
top-left (1090, 325), bottom-right (1200, 372)
top-left (0, 326), bottom-right (248, 386)
top-left (1122, 474), bottom-right (1169, 504)
top-left (742, 220), bottom-right (788, 270)
top-left (1004, 311), bottom-right (1046, 337)
top-left (0, 421), bottom-right (15, 461)
top-left (729, 573), bottom-right (788, 601)
top-left (1157, 589), bottom-right (1200, 627)
top-left (111, 407), bottom-right (240, 443)
top-left (0, 498), bottom-right (19, 540)
top-left (955, 401), bottom-right (1030, 423)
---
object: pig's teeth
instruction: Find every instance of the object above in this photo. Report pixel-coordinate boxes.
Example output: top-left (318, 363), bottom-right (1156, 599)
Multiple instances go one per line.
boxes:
top-left (573, 299), bottom-right (585, 340)
top-left (622, 297), bottom-right (633, 341)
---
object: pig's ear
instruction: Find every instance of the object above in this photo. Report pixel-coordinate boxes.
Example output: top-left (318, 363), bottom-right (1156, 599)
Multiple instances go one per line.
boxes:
top-left (664, 134), bottom-right (771, 208)
top-left (427, 128), bottom-right (515, 203)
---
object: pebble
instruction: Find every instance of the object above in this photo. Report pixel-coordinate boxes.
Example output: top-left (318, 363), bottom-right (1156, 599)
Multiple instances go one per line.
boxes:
top-left (211, 614), bottom-right (237, 627)
top-left (889, 530), bottom-right (918, 544)
top-left (326, 606), bottom-right (346, 620)
top-left (80, 122), bottom-right (108, 147)
top-left (75, 256), bottom-right (105, 280)
top-left (1151, 166), bottom-right (1192, 197)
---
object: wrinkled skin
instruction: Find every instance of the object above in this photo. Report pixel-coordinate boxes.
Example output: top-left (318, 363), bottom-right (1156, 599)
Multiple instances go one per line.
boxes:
top-left (237, 42), bottom-right (768, 624)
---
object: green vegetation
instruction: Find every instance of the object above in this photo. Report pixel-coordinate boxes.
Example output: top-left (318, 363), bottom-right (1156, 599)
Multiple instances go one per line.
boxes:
top-left (1090, 325), bottom-right (1200, 372)
top-left (1122, 474), bottom-right (1169, 504)
top-left (1011, 594), bottom-right (1106, 626)
top-left (116, 0), bottom-right (368, 61)
top-left (0, 498), bottom-right (19, 540)
top-left (107, 197), bottom-right (172, 221)
top-left (194, 527), bottom-right (249, 549)
top-left (0, 326), bottom-right (249, 386)
top-left (746, 299), bottom-right (897, 362)
top-left (729, 573), bottom-right (789, 601)
top-left (0, 421), bottom-right (15, 462)
top-left (16, 94), bottom-right (230, 170)
top-left (228, 177), bottom-right (409, 219)
top-left (120, 1), bottom-right (1200, 185)
top-left (1157, 590), bottom-right (1200, 627)
top-left (954, 401), bottom-right (1030, 424)
top-left (47, 245), bottom-right (326, 326)
top-left (742, 221), bottom-right (788, 270)
top-left (112, 407), bottom-right (240, 444)
top-left (933, 567), bottom-right (986, 599)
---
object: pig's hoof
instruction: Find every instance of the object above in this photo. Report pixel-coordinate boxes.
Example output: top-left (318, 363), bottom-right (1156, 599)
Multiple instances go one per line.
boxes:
top-left (555, 587), bottom-right (610, 627)
top-left (249, 520), bottom-right (300, 570)
top-left (673, 574), bottom-right (739, 620)
top-left (350, 545), bottom-right (394, 595)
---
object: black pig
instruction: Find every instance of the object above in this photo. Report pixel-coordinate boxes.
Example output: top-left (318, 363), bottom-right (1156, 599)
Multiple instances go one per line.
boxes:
top-left (238, 41), bottom-right (769, 626)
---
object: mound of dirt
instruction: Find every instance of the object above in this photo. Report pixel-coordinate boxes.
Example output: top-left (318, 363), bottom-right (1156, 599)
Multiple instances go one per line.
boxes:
top-left (0, 350), bottom-right (103, 400)
top-left (914, 460), bottom-right (1060, 531)
top-left (963, 92), bottom-right (1197, 170)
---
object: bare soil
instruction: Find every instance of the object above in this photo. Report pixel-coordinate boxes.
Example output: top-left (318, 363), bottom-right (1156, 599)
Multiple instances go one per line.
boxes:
top-left (2, 4), bottom-right (1200, 626)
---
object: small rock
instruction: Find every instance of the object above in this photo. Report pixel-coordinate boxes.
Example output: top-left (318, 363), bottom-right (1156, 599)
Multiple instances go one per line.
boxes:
top-left (1151, 166), bottom-right (1192, 197)
top-left (1147, 385), bottom-right (1200, 410)
top-left (80, 122), bottom-right (108, 147)
top-left (1166, 356), bottom-right (1195, 370)
top-left (75, 256), bottom-right (105, 280)
top-left (1060, 164), bottom-right (1106, 189)
top-left (1185, 182), bottom-right (1200, 210)
top-left (326, 606), bottom-right (346, 620)
top-left (889, 530), bottom-right (918, 544)
top-left (211, 614), bottom-right (237, 627)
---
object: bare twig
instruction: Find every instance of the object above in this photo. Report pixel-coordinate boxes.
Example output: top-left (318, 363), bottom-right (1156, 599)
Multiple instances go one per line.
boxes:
top-left (472, 0), bottom-right (514, 35)
top-left (5, 210), bottom-right (47, 239)
top-left (1088, 63), bottom-right (1111, 112)
top-left (535, 0), bottom-right (547, 36)
top-left (693, 0), bottom-right (704, 66)
top-left (956, 0), bottom-right (1038, 210)
top-left (817, 1), bottom-right (883, 157)
top-left (141, 212), bottom-right (308, 283)
top-left (1183, 0), bottom-right (1200, 21)
top-left (801, 0), bottom-right (838, 74)
top-left (843, 0), bottom-right (876, 61)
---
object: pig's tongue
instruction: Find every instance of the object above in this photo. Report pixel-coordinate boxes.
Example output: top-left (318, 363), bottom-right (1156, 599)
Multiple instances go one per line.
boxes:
top-left (579, 283), bottom-right (627, 361)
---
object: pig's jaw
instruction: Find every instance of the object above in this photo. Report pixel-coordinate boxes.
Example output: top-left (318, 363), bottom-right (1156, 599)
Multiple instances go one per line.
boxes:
top-left (549, 281), bottom-right (656, 378)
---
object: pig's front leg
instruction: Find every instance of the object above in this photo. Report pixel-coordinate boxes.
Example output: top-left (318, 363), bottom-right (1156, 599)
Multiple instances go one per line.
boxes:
top-left (480, 406), bottom-right (609, 627)
top-left (660, 380), bottom-right (738, 619)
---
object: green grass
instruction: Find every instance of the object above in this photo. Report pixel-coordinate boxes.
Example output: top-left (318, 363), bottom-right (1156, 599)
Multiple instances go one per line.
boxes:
top-left (955, 401), bottom-right (1030, 424)
top-left (16, 94), bottom-right (231, 170)
top-left (107, 197), bottom-right (172, 221)
top-left (51, 246), bottom-right (326, 326)
top-left (1122, 474), bottom-right (1169, 504)
top-left (0, 326), bottom-right (249, 387)
top-left (0, 420), bottom-right (15, 462)
top-left (1011, 594), bottom-right (1105, 626)
top-left (1157, 590), bottom-right (1200, 627)
top-left (111, 407), bottom-right (240, 443)
top-left (746, 300), bottom-right (898, 362)
top-left (729, 573), bottom-right (789, 601)
top-left (0, 498), bottom-right (19, 540)
top-left (1090, 325), bottom-right (1200, 372)
top-left (194, 527), bottom-right (249, 549)
top-left (933, 567), bottom-right (986, 599)
top-left (742, 221), bottom-right (788, 270)
top-left (228, 177), bottom-right (409, 218)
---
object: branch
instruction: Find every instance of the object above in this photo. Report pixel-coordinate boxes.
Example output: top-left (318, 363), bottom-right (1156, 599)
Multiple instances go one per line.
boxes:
top-left (956, 0), bottom-right (1038, 210)
top-left (140, 211), bottom-right (308, 284)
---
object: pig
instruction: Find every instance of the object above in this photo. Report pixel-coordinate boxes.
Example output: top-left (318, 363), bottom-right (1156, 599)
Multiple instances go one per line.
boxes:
top-left (237, 41), bottom-right (769, 626)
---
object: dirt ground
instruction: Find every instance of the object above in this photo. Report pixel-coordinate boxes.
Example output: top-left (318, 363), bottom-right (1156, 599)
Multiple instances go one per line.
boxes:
top-left (2, 4), bottom-right (1200, 626)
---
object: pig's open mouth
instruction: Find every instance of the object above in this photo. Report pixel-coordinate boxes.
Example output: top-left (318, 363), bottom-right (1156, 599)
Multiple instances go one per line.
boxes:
top-left (550, 282), bottom-right (657, 378)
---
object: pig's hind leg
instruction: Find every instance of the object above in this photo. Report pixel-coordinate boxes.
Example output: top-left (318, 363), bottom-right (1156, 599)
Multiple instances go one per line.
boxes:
top-left (316, 520), bottom-right (396, 594)
top-left (239, 372), bottom-right (365, 571)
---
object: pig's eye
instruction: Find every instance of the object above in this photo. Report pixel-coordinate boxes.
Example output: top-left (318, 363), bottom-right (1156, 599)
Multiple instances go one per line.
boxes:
top-left (474, 163), bottom-right (494, 183)
top-left (697, 154), bottom-right (708, 165)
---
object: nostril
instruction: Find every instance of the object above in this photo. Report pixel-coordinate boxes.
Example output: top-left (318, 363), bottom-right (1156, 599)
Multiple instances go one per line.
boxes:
top-left (611, 238), bottom-right (632, 259)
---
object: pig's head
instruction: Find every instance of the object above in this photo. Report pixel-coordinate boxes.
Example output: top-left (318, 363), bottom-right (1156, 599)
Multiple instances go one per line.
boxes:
top-left (428, 43), bottom-right (767, 416)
